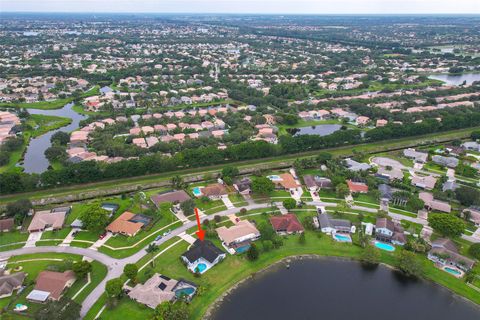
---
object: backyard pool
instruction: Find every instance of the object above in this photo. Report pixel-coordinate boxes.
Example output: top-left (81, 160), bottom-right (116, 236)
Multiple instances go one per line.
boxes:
top-left (333, 234), bottom-right (351, 242)
top-left (374, 241), bottom-right (395, 252)
top-left (444, 267), bottom-right (462, 277)
top-left (175, 287), bottom-right (196, 298)
top-left (267, 175), bottom-right (282, 181)
top-left (192, 187), bottom-right (203, 197)
top-left (195, 263), bottom-right (208, 273)
top-left (236, 245), bottom-right (251, 254)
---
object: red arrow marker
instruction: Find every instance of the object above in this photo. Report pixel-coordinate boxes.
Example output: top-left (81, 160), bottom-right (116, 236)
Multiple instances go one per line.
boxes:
top-left (194, 207), bottom-right (205, 241)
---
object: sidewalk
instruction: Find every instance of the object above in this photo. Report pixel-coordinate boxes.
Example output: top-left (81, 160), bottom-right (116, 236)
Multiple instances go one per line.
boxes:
top-left (59, 229), bottom-right (77, 247)
top-left (89, 233), bottom-right (113, 251)
top-left (24, 231), bottom-right (42, 248)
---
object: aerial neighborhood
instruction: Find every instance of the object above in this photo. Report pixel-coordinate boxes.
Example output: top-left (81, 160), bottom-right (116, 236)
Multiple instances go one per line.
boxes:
top-left (0, 12), bottom-right (480, 320)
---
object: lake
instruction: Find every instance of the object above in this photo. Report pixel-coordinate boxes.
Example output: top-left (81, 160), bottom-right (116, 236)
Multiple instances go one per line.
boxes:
top-left (290, 124), bottom-right (342, 137)
top-left (429, 73), bottom-right (480, 86)
top-left (210, 258), bottom-right (480, 320)
top-left (21, 103), bottom-right (86, 173)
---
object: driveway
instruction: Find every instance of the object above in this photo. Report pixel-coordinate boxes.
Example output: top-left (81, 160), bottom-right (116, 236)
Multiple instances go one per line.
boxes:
top-left (24, 232), bottom-right (42, 247)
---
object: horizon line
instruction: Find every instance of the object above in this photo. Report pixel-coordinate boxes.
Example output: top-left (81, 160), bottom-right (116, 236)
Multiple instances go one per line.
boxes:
top-left (2, 11), bottom-right (480, 15)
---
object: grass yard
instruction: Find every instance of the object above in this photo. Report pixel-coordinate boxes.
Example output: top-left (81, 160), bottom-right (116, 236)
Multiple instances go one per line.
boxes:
top-left (0, 231), bottom-right (29, 247)
top-left (41, 228), bottom-right (71, 240)
top-left (228, 194), bottom-right (248, 207)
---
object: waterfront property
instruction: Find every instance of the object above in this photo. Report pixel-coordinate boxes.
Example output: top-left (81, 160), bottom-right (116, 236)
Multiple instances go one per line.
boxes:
top-left (375, 218), bottom-right (406, 246)
top-left (428, 238), bottom-right (475, 275)
top-left (270, 214), bottom-right (304, 235)
top-left (216, 220), bottom-right (261, 254)
top-left (126, 273), bottom-right (196, 309)
top-left (318, 213), bottom-right (352, 235)
top-left (181, 240), bottom-right (226, 274)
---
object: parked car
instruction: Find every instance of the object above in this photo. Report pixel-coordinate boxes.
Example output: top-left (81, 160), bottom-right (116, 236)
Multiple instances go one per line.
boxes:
top-left (155, 235), bottom-right (162, 241)
top-left (99, 232), bottom-right (107, 240)
top-left (162, 229), bottom-right (171, 237)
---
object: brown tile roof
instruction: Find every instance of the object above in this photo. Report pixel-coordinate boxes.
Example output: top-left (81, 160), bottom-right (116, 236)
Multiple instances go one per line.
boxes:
top-left (150, 190), bottom-right (191, 207)
top-left (216, 220), bottom-right (260, 246)
top-left (201, 183), bottom-right (228, 197)
top-left (28, 211), bottom-right (66, 232)
top-left (270, 214), bottom-right (304, 234)
top-left (34, 270), bottom-right (76, 300)
top-left (0, 218), bottom-right (14, 231)
top-left (106, 211), bottom-right (144, 236)
top-left (347, 180), bottom-right (369, 193)
top-left (0, 272), bottom-right (26, 296)
top-left (279, 173), bottom-right (299, 189)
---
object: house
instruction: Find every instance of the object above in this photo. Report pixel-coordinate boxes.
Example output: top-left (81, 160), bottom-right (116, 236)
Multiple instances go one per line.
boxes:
top-left (428, 238), bottom-right (475, 272)
top-left (318, 214), bottom-right (352, 234)
top-left (201, 183), bottom-right (228, 200)
top-left (0, 272), bottom-right (26, 298)
top-left (270, 214), bottom-right (304, 235)
top-left (28, 208), bottom-right (69, 233)
top-left (432, 155), bottom-right (459, 168)
top-left (344, 158), bottom-right (371, 172)
top-left (0, 218), bottom-right (15, 232)
top-left (462, 141), bottom-right (480, 152)
top-left (150, 190), bottom-right (191, 209)
top-left (181, 240), bottom-right (226, 274)
top-left (411, 174), bottom-right (437, 190)
top-left (356, 116), bottom-right (370, 126)
top-left (314, 176), bottom-right (332, 189)
top-left (272, 173), bottom-right (299, 191)
top-left (216, 220), bottom-right (260, 253)
top-left (376, 166), bottom-right (404, 181)
top-left (303, 175), bottom-right (319, 191)
top-left (403, 148), bottom-right (428, 163)
top-left (442, 179), bottom-right (459, 192)
top-left (419, 192), bottom-right (451, 213)
top-left (376, 119), bottom-right (388, 127)
top-left (233, 178), bottom-right (252, 195)
top-left (378, 184), bottom-right (393, 201)
top-left (463, 207), bottom-right (480, 226)
top-left (127, 274), bottom-right (196, 309)
top-left (106, 211), bottom-right (149, 237)
top-left (347, 180), bottom-right (368, 194)
top-left (375, 218), bottom-right (406, 246)
top-left (27, 271), bottom-right (76, 302)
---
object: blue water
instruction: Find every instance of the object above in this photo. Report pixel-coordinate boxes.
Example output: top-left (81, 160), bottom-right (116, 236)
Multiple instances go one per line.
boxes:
top-left (193, 187), bottom-right (202, 197)
top-left (175, 287), bottom-right (196, 297)
top-left (334, 234), bottom-right (351, 242)
top-left (267, 175), bottom-right (281, 181)
top-left (374, 241), bottom-right (395, 252)
top-left (236, 245), bottom-right (251, 254)
top-left (444, 267), bottom-right (462, 276)
top-left (195, 263), bottom-right (207, 273)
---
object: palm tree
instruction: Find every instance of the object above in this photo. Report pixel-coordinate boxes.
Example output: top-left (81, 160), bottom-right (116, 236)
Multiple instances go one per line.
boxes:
top-left (146, 243), bottom-right (159, 267)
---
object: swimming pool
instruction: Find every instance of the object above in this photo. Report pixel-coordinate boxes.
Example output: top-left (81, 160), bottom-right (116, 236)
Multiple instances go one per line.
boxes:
top-left (192, 187), bottom-right (203, 197)
top-left (374, 241), bottom-right (395, 252)
top-left (444, 267), bottom-right (462, 276)
top-left (195, 263), bottom-right (207, 273)
top-left (236, 245), bottom-right (251, 254)
top-left (333, 234), bottom-right (351, 242)
top-left (175, 287), bottom-right (196, 298)
top-left (267, 175), bottom-right (282, 181)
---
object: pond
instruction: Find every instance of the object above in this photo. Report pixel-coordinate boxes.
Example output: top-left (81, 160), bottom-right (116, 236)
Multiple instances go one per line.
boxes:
top-left (289, 124), bottom-right (342, 137)
top-left (211, 258), bottom-right (480, 320)
top-left (21, 103), bottom-right (86, 173)
top-left (429, 73), bottom-right (480, 86)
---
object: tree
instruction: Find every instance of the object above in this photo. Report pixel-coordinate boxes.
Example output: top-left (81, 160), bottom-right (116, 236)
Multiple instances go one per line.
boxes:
top-left (72, 261), bottom-right (92, 279)
top-left (251, 177), bottom-right (275, 195)
top-left (124, 263), bottom-right (138, 283)
top-left (407, 196), bottom-right (425, 212)
top-left (146, 243), bottom-right (159, 266)
top-left (465, 270), bottom-right (477, 283)
top-left (336, 183), bottom-right (349, 198)
top-left (50, 131), bottom-right (70, 145)
top-left (246, 243), bottom-right (259, 261)
top-left (44, 146), bottom-right (67, 162)
top-left (154, 301), bottom-right (189, 320)
top-left (105, 278), bottom-right (123, 298)
top-left (262, 240), bottom-right (273, 252)
top-left (471, 130), bottom-right (480, 141)
top-left (317, 152), bottom-right (333, 165)
top-left (34, 297), bottom-right (80, 320)
top-left (282, 198), bottom-right (296, 210)
top-left (468, 243), bottom-right (480, 260)
top-left (396, 250), bottom-right (423, 278)
top-left (180, 199), bottom-right (195, 216)
top-left (171, 175), bottom-right (185, 189)
top-left (298, 232), bottom-right (306, 245)
top-left (6, 199), bottom-right (32, 222)
top-left (429, 213), bottom-right (465, 238)
top-left (222, 166), bottom-right (239, 179)
top-left (455, 187), bottom-right (480, 207)
top-left (361, 245), bottom-right (380, 265)
top-left (80, 203), bottom-right (110, 233)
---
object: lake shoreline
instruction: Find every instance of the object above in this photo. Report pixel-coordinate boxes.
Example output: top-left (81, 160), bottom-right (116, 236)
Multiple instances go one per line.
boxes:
top-left (203, 254), bottom-right (480, 320)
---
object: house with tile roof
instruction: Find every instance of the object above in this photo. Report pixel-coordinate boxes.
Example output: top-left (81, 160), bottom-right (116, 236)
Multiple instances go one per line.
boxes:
top-left (270, 214), bottom-right (304, 235)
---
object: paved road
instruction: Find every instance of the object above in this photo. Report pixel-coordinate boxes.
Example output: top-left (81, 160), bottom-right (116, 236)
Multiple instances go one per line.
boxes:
top-left (0, 200), bottom-right (472, 317)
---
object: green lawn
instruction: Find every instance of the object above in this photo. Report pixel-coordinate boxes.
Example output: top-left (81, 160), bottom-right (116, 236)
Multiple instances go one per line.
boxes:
top-left (0, 231), bottom-right (29, 247)
top-left (228, 194), bottom-right (248, 207)
top-left (41, 228), bottom-right (71, 240)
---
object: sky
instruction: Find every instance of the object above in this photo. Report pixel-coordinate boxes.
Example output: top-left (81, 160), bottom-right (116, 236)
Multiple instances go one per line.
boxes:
top-left (0, 0), bottom-right (479, 14)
